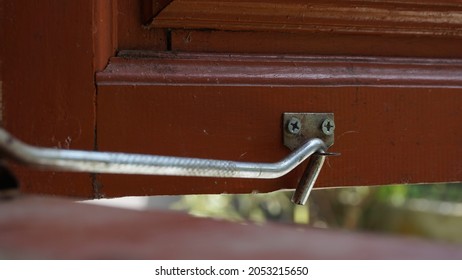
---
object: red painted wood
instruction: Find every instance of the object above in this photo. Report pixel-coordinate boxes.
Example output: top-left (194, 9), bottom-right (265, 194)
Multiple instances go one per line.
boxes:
top-left (141, 0), bottom-right (175, 24)
top-left (94, 0), bottom-right (118, 72)
top-left (3, 0), bottom-right (116, 197)
top-left (171, 30), bottom-right (462, 58)
top-left (117, 0), bottom-right (167, 50)
top-left (157, 1), bottom-right (462, 58)
top-left (95, 52), bottom-right (462, 197)
top-left (150, 0), bottom-right (462, 37)
top-left (3, 0), bottom-right (94, 197)
top-left (103, 52), bottom-right (462, 87)
top-left (1, 196), bottom-right (461, 259)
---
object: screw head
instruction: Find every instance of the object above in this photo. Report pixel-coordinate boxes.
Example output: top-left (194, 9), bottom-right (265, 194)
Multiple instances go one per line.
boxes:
top-left (321, 118), bottom-right (335, 136)
top-left (287, 117), bottom-right (302, 134)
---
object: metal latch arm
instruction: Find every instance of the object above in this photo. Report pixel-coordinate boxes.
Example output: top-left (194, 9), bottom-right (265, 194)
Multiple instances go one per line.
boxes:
top-left (0, 128), bottom-right (326, 179)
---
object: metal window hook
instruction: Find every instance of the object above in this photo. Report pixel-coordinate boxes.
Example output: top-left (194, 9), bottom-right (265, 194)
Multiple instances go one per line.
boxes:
top-left (0, 113), bottom-right (336, 205)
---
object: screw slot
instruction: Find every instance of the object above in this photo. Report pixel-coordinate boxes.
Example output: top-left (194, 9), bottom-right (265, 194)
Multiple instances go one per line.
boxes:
top-left (287, 117), bottom-right (302, 134)
top-left (321, 118), bottom-right (335, 136)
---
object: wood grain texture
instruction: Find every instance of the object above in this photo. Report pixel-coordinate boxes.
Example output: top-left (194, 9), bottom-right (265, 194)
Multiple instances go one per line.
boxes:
top-left (2, 0), bottom-right (115, 197)
top-left (171, 29), bottom-right (462, 58)
top-left (150, 0), bottom-right (462, 37)
top-left (96, 52), bottom-right (462, 197)
top-left (94, 0), bottom-right (118, 71)
top-left (2, 195), bottom-right (462, 259)
top-left (141, 0), bottom-right (175, 24)
top-left (157, 0), bottom-right (462, 58)
top-left (117, 0), bottom-right (167, 50)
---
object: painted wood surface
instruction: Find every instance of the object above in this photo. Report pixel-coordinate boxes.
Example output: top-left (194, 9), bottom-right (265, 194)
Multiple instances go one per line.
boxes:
top-left (150, 0), bottom-right (462, 37)
top-left (153, 0), bottom-right (462, 57)
top-left (3, 0), bottom-right (103, 197)
top-left (95, 52), bottom-right (462, 197)
top-left (1, 195), bottom-right (461, 259)
top-left (118, 0), bottom-right (167, 50)
top-left (171, 29), bottom-right (462, 58)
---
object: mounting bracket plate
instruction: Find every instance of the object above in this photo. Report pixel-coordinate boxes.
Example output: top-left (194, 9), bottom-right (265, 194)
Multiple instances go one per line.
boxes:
top-left (283, 113), bottom-right (335, 151)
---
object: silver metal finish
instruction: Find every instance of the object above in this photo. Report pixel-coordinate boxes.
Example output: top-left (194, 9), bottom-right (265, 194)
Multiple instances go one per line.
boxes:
top-left (287, 117), bottom-right (302, 135)
top-left (321, 118), bottom-right (335, 136)
top-left (291, 154), bottom-right (326, 205)
top-left (283, 113), bottom-right (335, 150)
top-left (0, 128), bottom-right (326, 180)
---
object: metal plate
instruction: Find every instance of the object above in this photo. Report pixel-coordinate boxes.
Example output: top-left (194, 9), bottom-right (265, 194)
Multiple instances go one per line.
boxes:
top-left (283, 113), bottom-right (335, 150)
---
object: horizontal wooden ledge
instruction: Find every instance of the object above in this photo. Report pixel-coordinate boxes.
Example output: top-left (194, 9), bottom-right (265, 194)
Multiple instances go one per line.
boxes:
top-left (148, 0), bottom-right (462, 38)
top-left (97, 51), bottom-right (462, 87)
top-left (3, 195), bottom-right (462, 259)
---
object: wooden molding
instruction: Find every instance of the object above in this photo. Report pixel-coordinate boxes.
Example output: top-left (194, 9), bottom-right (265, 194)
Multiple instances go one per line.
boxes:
top-left (98, 51), bottom-right (462, 87)
top-left (93, 0), bottom-right (118, 71)
top-left (149, 0), bottom-right (462, 37)
top-left (142, 0), bottom-right (175, 24)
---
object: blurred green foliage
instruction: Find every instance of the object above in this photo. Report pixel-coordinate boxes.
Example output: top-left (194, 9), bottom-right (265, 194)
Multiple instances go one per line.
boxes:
top-left (172, 183), bottom-right (462, 243)
top-left (375, 183), bottom-right (462, 203)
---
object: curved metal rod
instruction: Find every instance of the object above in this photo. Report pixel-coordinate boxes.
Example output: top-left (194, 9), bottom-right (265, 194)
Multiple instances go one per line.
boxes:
top-left (0, 128), bottom-right (326, 179)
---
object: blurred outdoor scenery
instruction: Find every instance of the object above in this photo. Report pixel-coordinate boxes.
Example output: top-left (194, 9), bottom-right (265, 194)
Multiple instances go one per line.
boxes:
top-left (88, 183), bottom-right (462, 244)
